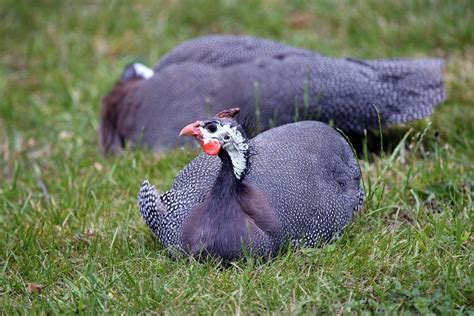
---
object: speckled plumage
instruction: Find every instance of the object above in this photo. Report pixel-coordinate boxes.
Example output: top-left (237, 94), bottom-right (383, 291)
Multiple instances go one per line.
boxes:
top-left (138, 120), bottom-right (364, 259)
top-left (102, 35), bottom-right (445, 154)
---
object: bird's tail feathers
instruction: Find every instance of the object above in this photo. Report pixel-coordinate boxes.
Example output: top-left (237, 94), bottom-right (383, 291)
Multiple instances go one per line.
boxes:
top-left (371, 58), bottom-right (446, 125)
top-left (138, 180), bottom-right (166, 233)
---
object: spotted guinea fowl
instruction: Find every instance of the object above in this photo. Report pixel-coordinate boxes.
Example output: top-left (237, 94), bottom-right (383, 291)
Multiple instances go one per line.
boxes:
top-left (138, 108), bottom-right (364, 260)
top-left (101, 35), bottom-right (445, 155)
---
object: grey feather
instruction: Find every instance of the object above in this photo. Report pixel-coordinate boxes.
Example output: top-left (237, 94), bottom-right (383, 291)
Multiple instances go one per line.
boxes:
top-left (138, 121), bottom-right (363, 259)
top-left (102, 35), bottom-right (445, 154)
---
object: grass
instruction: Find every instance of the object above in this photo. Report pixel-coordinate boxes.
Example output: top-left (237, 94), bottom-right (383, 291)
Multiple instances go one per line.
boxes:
top-left (1, 0), bottom-right (473, 313)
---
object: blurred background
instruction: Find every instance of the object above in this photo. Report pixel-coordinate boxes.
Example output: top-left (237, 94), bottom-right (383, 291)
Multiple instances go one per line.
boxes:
top-left (1, 0), bottom-right (472, 152)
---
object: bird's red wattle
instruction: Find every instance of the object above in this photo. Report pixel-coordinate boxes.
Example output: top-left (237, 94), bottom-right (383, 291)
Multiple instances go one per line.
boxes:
top-left (200, 139), bottom-right (221, 156)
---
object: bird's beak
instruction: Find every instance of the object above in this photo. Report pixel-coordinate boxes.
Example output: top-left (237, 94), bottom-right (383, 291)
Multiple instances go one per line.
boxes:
top-left (179, 121), bottom-right (203, 138)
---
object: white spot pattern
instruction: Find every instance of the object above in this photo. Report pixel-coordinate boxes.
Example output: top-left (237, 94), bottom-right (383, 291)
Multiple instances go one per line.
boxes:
top-left (126, 35), bottom-right (445, 151)
top-left (138, 121), bottom-right (364, 259)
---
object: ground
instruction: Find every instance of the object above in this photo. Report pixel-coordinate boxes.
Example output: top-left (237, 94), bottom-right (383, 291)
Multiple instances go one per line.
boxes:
top-left (0, 0), bottom-right (473, 314)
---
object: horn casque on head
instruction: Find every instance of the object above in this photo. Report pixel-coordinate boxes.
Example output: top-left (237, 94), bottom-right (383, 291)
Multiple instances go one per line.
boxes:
top-left (214, 108), bottom-right (240, 119)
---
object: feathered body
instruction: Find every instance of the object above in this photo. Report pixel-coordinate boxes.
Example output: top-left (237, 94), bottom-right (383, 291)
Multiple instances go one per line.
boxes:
top-left (139, 120), bottom-right (363, 260)
top-left (102, 35), bottom-right (445, 154)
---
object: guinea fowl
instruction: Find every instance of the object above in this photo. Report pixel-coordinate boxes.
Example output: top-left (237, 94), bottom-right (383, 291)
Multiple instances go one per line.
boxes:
top-left (138, 108), bottom-right (364, 260)
top-left (101, 35), bottom-right (445, 155)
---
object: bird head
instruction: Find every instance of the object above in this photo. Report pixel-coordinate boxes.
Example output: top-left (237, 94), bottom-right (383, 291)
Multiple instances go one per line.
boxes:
top-left (179, 108), bottom-right (250, 179)
top-left (179, 108), bottom-right (249, 156)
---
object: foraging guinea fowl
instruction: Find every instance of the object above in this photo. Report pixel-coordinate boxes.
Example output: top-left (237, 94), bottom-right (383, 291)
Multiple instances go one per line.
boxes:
top-left (101, 35), bottom-right (445, 155)
top-left (138, 108), bottom-right (364, 260)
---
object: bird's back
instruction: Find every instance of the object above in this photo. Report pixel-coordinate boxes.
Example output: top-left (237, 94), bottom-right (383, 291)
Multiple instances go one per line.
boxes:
top-left (248, 121), bottom-right (362, 245)
top-left (154, 35), bottom-right (315, 71)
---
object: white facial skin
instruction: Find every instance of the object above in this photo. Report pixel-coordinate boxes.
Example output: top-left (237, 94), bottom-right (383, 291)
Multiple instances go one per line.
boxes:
top-left (199, 122), bottom-right (249, 179)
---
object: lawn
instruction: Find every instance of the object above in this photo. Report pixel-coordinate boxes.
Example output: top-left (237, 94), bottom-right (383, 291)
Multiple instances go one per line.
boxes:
top-left (1, 0), bottom-right (473, 313)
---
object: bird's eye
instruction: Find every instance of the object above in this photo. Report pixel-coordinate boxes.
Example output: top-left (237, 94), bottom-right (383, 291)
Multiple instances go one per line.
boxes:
top-left (206, 123), bottom-right (218, 133)
top-left (223, 135), bottom-right (231, 141)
